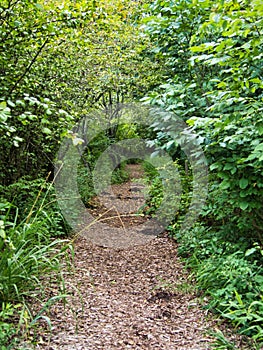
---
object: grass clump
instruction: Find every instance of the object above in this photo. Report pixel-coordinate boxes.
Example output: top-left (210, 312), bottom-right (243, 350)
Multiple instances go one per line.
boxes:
top-left (0, 180), bottom-right (72, 348)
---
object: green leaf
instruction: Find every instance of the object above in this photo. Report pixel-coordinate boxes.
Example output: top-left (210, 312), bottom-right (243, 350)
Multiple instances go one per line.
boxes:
top-left (7, 100), bottom-right (15, 108)
top-left (0, 101), bottom-right (7, 109)
top-left (254, 143), bottom-right (263, 152)
top-left (210, 163), bottom-right (220, 171)
top-left (245, 247), bottom-right (257, 257)
top-left (239, 178), bottom-right (249, 189)
top-left (45, 109), bottom-right (52, 115)
top-left (35, 3), bottom-right (44, 11)
top-left (223, 163), bottom-right (234, 171)
top-left (42, 127), bottom-right (52, 135)
top-left (16, 100), bottom-right (25, 107)
top-left (234, 290), bottom-right (243, 306)
top-left (239, 201), bottom-right (249, 210)
top-left (220, 180), bottom-right (231, 189)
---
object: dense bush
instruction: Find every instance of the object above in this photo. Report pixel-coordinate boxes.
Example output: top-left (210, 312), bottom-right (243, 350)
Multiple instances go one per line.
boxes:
top-left (171, 223), bottom-right (263, 342)
top-left (142, 0), bottom-right (263, 344)
top-left (142, 160), bottom-right (192, 224)
top-left (0, 178), bottom-right (70, 237)
top-left (143, 0), bottom-right (263, 237)
top-left (0, 0), bottom-right (163, 347)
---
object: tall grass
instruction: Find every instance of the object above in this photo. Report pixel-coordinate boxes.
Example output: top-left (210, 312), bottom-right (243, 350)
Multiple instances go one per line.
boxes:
top-left (0, 180), bottom-right (72, 348)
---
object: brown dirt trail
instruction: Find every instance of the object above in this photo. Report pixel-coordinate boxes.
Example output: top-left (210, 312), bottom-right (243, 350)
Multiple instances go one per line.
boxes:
top-left (28, 165), bottom-right (247, 350)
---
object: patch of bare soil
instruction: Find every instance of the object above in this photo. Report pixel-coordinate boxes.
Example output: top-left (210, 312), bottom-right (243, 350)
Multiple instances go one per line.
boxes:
top-left (26, 165), bottom-right (249, 350)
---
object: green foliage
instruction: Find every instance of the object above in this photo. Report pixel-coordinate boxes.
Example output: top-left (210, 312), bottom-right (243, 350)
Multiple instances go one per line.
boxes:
top-left (0, 97), bottom-right (74, 185)
top-left (0, 302), bottom-right (20, 349)
top-left (171, 222), bottom-right (263, 343)
top-left (0, 176), bottom-right (72, 347)
top-left (142, 0), bottom-right (263, 344)
top-left (0, 199), bottom-right (71, 348)
top-left (143, 175), bottom-right (164, 215)
top-left (0, 0), bottom-right (164, 346)
top-left (209, 330), bottom-right (239, 350)
top-left (0, 0), bottom-right (160, 185)
top-left (78, 159), bottom-right (129, 205)
top-left (0, 0), bottom-right (89, 184)
top-left (0, 201), bottom-right (67, 303)
top-left (142, 159), bottom-right (192, 223)
top-left (143, 0), bottom-right (263, 241)
top-left (0, 178), bottom-right (70, 237)
top-left (77, 127), bottom-right (134, 205)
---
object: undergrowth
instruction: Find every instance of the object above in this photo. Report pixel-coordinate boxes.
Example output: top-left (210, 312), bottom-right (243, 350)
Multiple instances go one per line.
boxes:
top-left (77, 133), bottom-right (130, 205)
top-left (169, 216), bottom-right (263, 347)
top-left (143, 160), bottom-right (263, 347)
top-left (0, 179), bottom-right (72, 348)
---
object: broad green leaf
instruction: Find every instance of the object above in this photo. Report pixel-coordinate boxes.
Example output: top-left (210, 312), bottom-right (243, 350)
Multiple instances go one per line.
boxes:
top-left (0, 228), bottom-right (6, 239)
top-left (255, 143), bottom-right (263, 152)
top-left (239, 178), bottom-right (249, 189)
top-left (239, 201), bottom-right (249, 210)
top-left (245, 247), bottom-right (257, 257)
top-left (7, 100), bottom-right (15, 108)
top-left (42, 127), bottom-right (52, 135)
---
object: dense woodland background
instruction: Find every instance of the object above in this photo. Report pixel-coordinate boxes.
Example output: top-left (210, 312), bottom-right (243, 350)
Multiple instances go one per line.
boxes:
top-left (0, 0), bottom-right (262, 348)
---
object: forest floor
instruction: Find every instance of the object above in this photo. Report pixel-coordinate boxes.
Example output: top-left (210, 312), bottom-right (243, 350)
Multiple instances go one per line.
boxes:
top-left (23, 165), bottom-right (250, 350)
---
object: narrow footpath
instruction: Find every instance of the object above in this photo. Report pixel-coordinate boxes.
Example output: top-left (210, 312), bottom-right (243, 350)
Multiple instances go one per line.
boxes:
top-left (30, 165), bottom-right (246, 350)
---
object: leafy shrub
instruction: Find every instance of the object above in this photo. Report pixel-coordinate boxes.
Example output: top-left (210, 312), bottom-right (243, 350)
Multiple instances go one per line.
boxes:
top-left (0, 178), bottom-right (70, 237)
top-left (143, 0), bottom-right (263, 344)
top-left (171, 222), bottom-right (263, 343)
top-left (142, 160), bottom-right (192, 225)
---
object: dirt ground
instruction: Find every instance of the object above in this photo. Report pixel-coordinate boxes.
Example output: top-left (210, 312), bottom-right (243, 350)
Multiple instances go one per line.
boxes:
top-left (24, 165), bottom-right (249, 350)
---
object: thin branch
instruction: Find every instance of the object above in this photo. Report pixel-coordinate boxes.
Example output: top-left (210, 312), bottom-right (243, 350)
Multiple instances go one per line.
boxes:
top-left (8, 38), bottom-right (49, 95)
